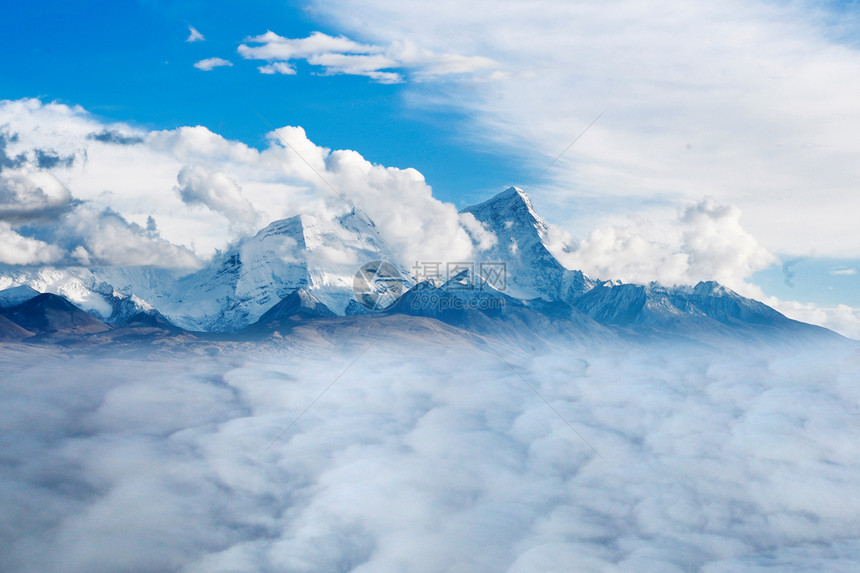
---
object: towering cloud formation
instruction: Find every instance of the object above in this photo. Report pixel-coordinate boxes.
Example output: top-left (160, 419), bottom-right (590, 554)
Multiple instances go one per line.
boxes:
top-left (546, 196), bottom-right (776, 298)
top-left (175, 165), bottom-right (259, 233)
top-left (0, 99), bottom-right (479, 267)
top-left (680, 198), bottom-right (776, 290)
top-left (0, 168), bottom-right (73, 222)
top-left (0, 222), bottom-right (62, 264)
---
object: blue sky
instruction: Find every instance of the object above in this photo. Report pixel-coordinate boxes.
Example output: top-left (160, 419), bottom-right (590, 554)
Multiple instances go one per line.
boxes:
top-left (754, 258), bottom-right (860, 307)
top-left (2, 0), bottom-right (860, 334)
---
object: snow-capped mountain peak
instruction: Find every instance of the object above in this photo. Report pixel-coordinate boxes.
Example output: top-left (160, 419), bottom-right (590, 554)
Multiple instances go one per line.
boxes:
top-left (460, 187), bottom-right (592, 301)
top-left (159, 209), bottom-right (406, 331)
top-left (0, 284), bottom-right (40, 308)
top-left (464, 186), bottom-right (547, 236)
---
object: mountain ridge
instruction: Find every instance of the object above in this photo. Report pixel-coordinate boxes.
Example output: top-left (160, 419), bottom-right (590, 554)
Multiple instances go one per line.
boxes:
top-left (0, 187), bottom-right (849, 346)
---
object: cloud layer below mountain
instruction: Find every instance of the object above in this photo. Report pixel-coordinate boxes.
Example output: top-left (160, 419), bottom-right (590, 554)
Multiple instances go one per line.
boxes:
top-left (1, 337), bottom-right (858, 572)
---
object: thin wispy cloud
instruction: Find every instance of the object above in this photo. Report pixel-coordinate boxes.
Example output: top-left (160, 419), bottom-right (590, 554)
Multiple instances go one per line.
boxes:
top-left (193, 57), bottom-right (232, 71)
top-left (238, 30), bottom-right (497, 84)
top-left (186, 25), bottom-right (205, 43)
top-left (258, 61), bottom-right (296, 75)
top-left (831, 267), bottom-right (857, 276)
top-left (305, 0), bottom-right (860, 261)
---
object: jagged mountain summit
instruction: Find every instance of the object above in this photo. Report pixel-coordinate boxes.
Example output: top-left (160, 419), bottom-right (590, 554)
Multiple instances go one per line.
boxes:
top-left (161, 210), bottom-right (407, 331)
top-left (566, 278), bottom-right (835, 343)
top-left (461, 187), bottom-right (594, 302)
top-left (0, 208), bottom-right (406, 332)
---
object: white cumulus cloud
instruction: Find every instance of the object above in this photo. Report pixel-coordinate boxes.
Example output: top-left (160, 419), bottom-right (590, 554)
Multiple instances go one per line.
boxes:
top-left (0, 99), bottom-right (481, 269)
top-left (175, 165), bottom-right (259, 233)
top-left (680, 198), bottom-right (777, 291)
top-left (53, 206), bottom-right (201, 268)
top-left (0, 168), bottom-right (74, 222)
top-left (0, 221), bottom-right (63, 264)
top-left (772, 299), bottom-right (860, 340)
top-left (547, 197), bottom-right (775, 298)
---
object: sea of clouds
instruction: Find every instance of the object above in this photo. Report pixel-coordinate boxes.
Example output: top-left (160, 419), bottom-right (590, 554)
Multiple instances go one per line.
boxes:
top-left (2, 333), bottom-right (859, 572)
